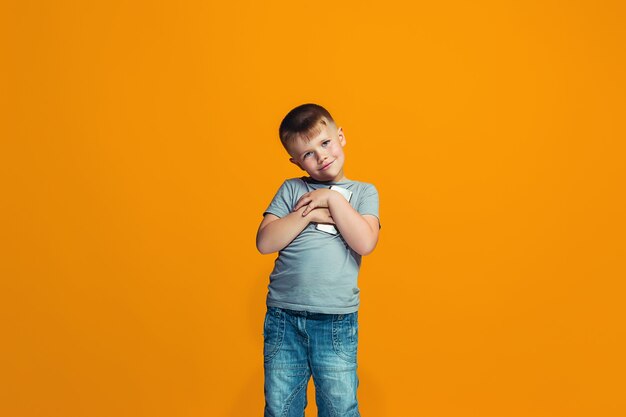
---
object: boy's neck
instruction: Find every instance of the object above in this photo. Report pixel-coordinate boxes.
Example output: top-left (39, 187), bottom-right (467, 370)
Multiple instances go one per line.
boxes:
top-left (303, 175), bottom-right (350, 185)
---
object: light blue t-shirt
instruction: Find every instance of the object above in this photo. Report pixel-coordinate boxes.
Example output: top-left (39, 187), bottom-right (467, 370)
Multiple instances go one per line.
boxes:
top-left (263, 176), bottom-right (380, 314)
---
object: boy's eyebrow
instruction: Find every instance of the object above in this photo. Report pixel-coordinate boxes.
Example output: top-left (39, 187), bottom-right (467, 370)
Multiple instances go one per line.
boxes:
top-left (318, 136), bottom-right (330, 142)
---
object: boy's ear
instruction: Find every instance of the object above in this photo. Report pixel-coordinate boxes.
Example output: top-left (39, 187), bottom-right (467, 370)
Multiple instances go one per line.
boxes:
top-left (337, 127), bottom-right (346, 146)
top-left (289, 157), bottom-right (304, 170)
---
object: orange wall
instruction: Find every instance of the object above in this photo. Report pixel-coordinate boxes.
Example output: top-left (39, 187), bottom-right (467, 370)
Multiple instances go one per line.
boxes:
top-left (2, 1), bottom-right (625, 416)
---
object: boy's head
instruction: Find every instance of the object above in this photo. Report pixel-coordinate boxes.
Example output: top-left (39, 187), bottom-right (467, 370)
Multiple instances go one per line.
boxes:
top-left (279, 103), bottom-right (347, 183)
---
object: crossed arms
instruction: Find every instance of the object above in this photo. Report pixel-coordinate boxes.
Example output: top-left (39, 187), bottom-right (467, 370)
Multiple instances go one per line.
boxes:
top-left (256, 188), bottom-right (380, 256)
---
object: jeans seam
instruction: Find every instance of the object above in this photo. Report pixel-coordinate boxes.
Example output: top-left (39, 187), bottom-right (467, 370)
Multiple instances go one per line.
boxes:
top-left (280, 376), bottom-right (309, 417)
top-left (332, 314), bottom-right (358, 364)
top-left (313, 380), bottom-right (338, 417)
top-left (264, 310), bottom-right (286, 363)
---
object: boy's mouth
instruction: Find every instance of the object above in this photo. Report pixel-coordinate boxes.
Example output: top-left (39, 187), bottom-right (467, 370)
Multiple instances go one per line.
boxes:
top-left (321, 161), bottom-right (334, 170)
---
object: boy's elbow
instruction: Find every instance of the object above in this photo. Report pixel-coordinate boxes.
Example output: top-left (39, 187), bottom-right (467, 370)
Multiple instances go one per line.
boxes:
top-left (359, 247), bottom-right (376, 256)
top-left (256, 235), bottom-right (269, 254)
top-left (352, 219), bottom-right (380, 256)
top-left (256, 240), bottom-right (272, 255)
top-left (355, 240), bottom-right (378, 256)
top-left (256, 236), bottom-right (279, 255)
top-left (258, 247), bottom-right (275, 255)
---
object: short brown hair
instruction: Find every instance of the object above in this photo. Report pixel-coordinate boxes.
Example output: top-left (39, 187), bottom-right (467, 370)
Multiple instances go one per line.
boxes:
top-left (279, 103), bottom-right (336, 148)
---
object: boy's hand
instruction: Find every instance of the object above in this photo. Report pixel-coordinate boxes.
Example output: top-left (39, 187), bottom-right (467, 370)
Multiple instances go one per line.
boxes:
top-left (307, 207), bottom-right (335, 225)
top-left (293, 189), bottom-right (338, 216)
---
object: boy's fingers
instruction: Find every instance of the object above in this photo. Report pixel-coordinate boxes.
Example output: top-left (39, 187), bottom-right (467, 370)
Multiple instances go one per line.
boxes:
top-left (303, 203), bottom-right (316, 216)
top-left (293, 197), bottom-right (311, 212)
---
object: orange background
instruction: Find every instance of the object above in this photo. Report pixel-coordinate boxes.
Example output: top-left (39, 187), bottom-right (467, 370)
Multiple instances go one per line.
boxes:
top-left (2, 1), bottom-right (625, 416)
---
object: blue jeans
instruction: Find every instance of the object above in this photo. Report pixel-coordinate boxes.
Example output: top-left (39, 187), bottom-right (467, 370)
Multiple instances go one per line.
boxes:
top-left (263, 306), bottom-right (360, 417)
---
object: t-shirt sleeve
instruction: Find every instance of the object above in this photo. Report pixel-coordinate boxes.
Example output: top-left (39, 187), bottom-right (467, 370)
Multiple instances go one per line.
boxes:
top-left (263, 180), bottom-right (293, 218)
top-left (357, 183), bottom-right (381, 229)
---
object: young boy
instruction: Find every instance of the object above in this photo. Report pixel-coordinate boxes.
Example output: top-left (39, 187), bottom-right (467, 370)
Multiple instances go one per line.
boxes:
top-left (256, 103), bottom-right (380, 417)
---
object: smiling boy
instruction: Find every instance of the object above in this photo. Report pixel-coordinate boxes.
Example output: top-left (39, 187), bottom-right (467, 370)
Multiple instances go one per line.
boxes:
top-left (256, 103), bottom-right (381, 417)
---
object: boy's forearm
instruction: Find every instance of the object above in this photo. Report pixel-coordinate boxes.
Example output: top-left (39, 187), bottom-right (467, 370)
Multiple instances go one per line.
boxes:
top-left (256, 207), bottom-right (311, 254)
top-left (327, 194), bottom-right (378, 256)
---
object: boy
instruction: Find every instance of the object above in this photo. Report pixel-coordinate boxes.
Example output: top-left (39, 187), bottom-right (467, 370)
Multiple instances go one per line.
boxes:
top-left (256, 103), bottom-right (380, 417)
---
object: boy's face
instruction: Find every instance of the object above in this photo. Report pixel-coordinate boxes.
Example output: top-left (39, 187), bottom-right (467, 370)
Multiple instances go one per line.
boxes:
top-left (286, 123), bottom-right (347, 183)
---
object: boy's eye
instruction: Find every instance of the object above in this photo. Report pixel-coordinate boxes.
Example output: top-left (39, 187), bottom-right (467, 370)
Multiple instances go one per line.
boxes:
top-left (322, 140), bottom-right (330, 146)
top-left (304, 152), bottom-right (313, 158)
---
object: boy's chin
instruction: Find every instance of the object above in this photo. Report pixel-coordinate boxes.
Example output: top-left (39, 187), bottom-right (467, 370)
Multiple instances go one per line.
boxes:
top-left (310, 174), bottom-right (339, 182)
top-left (306, 166), bottom-right (343, 182)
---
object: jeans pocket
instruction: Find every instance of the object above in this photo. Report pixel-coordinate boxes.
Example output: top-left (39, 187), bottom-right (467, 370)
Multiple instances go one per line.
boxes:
top-left (332, 312), bottom-right (358, 363)
top-left (263, 307), bottom-right (285, 363)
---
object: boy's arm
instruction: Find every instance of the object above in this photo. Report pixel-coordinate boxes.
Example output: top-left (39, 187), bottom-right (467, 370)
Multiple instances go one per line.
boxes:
top-left (292, 189), bottom-right (379, 256)
top-left (257, 205), bottom-right (340, 254)
top-left (326, 194), bottom-right (379, 256)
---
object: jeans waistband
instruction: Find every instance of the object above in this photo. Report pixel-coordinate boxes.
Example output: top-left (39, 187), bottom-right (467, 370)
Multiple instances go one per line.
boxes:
top-left (268, 306), bottom-right (357, 319)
